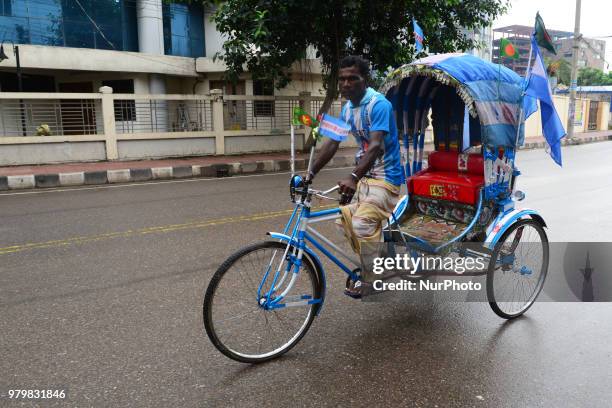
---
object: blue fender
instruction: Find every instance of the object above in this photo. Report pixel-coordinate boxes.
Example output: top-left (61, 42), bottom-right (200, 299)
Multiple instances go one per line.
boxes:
top-left (389, 194), bottom-right (409, 224)
top-left (267, 232), bottom-right (327, 315)
top-left (484, 208), bottom-right (547, 249)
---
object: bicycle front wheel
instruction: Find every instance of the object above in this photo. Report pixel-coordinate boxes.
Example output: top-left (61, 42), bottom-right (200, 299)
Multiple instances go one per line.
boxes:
top-left (203, 241), bottom-right (320, 363)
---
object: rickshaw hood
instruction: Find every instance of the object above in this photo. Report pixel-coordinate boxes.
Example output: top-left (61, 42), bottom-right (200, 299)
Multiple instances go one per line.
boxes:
top-left (380, 53), bottom-right (526, 147)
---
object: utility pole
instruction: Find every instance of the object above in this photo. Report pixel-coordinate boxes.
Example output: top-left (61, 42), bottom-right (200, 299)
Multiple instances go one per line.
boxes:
top-left (14, 45), bottom-right (23, 93)
top-left (567, 0), bottom-right (581, 140)
top-left (0, 42), bottom-right (26, 135)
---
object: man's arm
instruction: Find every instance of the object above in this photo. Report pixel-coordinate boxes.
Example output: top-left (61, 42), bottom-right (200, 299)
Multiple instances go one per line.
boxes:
top-left (337, 131), bottom-right (383, 204)
top-left (351, 131), bottom-right (383, 179)
top-left (306, 139), bottom-right (340, 181)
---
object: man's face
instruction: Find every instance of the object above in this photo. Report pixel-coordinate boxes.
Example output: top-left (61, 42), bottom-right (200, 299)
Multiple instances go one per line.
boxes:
top-left (339, 66), bottom-right (366, 101)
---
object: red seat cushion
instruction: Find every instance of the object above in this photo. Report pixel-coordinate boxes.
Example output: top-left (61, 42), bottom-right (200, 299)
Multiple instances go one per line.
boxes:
top-left (427, 151), bottom-right (484, 175)
top-left (408, 171), bottom-right (484, 205)
top-left (408, 151), bottom-right (484, 205)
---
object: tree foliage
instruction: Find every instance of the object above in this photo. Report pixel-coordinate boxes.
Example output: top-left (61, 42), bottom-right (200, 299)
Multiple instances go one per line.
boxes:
top-left (546, 58), bottom-right (571, 85)
top-left (207, 0), bottom-right (508, 113)
top-left (577, 67), bottom-right (612, 86)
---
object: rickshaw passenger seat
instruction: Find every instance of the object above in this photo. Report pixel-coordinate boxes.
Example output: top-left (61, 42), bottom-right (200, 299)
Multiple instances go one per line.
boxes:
top-left (408, 151), bottom-right (484, 205)
top-left (427, 151), bottom-right (484, 174)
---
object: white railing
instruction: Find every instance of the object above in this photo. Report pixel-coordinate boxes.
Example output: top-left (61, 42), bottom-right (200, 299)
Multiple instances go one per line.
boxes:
top-left (0, 88), bottom-right (345, 165)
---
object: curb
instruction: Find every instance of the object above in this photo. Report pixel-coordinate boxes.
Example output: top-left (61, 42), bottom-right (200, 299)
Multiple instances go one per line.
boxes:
top-left (0, 134), bottom-right (610, 191)
top-left (0, 158), bottom-right (354, 191)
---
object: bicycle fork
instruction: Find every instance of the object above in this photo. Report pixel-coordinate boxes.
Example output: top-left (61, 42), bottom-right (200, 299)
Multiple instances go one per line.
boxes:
top-left (258, 208), bottom-right (321, 310)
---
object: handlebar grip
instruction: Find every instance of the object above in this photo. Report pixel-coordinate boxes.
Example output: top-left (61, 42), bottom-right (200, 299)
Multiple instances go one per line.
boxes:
top-left (322, 185), bottom-right (340, 195)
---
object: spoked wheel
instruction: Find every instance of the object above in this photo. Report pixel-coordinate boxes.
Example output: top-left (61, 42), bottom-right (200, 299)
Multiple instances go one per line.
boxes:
top-left (203, 241), bottom-right (321, 363)
top-left (487, 218), bottom-right (549, 319)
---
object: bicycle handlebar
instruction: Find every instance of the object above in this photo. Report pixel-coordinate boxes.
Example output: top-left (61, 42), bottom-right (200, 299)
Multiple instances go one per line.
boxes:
top-left (312, 187), bottom-right (340, 202)
top-left (292, 185), bottom-right (340, 202)
top-left (321, 185), bottom-right (340, 195)
top-left (290, 175), bottom-right (341, 203)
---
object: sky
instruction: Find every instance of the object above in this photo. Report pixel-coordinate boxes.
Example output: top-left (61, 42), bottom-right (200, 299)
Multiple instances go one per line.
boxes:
top-left (493, 0), bottom-right (612, 72)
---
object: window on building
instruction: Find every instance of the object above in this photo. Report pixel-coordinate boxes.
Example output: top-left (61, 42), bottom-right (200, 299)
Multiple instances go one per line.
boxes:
top-left (1, 0), bottom-right (11, 16)
top-left (0, 0), bottom-right (138, 51)
top-left (102, 79), bottom-right (135, 122)
top-left (163, 2), bottom-right (205, 58)
top-left (62, 0), bottom-right (138, 51)
top-left (253, 80), bottom-right (274, 117)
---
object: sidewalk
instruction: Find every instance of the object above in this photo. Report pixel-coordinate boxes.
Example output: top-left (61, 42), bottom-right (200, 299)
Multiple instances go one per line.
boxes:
top-left (1, 130), bottom-right (610, 190)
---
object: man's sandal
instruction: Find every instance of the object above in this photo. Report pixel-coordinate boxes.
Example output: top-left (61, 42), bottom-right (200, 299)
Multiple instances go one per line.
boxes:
top-left (344, 280), bottom-right (373, 299)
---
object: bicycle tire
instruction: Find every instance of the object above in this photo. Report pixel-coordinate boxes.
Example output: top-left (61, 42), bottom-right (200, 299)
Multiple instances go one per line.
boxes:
top-left (487, 218), bottom-right (549, 319)
top-left (203, 241), bottom-right (321, 363)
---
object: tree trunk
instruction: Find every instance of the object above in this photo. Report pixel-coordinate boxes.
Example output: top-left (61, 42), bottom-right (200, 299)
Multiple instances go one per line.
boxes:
top-left (302, 66), bottom-right (340, 151)
top-left (302, 1), bottom-right (343, 152)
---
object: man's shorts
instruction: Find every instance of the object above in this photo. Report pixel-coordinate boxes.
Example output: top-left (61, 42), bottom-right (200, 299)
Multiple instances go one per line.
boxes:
top-left (338, 178), bottom-right (400, 253)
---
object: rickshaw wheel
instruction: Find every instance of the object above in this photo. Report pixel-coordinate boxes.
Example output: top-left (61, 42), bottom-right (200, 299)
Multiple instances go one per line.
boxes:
top-left (486, 218), bottom-right (549, 319)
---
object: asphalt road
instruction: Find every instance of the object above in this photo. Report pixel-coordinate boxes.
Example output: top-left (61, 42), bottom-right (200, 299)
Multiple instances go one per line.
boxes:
top-left (1, 142), bottom-right (612, 407)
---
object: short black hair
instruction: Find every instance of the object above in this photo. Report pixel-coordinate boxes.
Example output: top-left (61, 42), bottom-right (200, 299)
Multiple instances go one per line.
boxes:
top-left (339, 55), bottom-right (370, 80)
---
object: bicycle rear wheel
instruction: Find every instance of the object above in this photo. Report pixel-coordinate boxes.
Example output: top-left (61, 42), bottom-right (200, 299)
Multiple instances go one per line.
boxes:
top-left (203, 241), bottom-right (320, 363)
top-left (487, 218), bottom-right (549, 319)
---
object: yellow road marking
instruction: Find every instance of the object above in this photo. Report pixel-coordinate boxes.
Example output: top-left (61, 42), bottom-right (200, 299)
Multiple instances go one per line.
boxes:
top-left (0, 205), bottom-right (334, 255)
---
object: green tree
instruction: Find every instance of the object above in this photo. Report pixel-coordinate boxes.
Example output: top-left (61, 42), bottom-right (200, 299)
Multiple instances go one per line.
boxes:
top-left (202, 0), bottom-right (508, 116)
top-left (546, 58), bottom-right (571, 85)
top-left (578, 67), bottom-right (612, 86)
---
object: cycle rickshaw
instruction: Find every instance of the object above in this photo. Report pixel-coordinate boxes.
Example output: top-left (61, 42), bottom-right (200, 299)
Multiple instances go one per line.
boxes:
top-left (203, 53), bottom-right (550, 363)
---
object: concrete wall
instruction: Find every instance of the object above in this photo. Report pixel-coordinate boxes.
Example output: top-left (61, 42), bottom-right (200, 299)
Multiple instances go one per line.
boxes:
top-left (225, 134), bottom-right (304, 155)
top-left (204, 8), bottom-right (225, 58)
top-left (598, 101), bottom-right (611, 129)
top-left (3, 45), bottom-right (197, 77)
top-left (524, 95), bottom-right (593, 138)
top-left (0, 141), bottom-right (106, 166)
top-left (274, 77), bottom-right (325, 97)
top-left (117, 138), bottom-right (215, 160)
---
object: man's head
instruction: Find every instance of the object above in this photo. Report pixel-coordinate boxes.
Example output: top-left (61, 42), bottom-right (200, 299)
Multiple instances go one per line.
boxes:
top-left (339, 55), bottom-right (370, 103)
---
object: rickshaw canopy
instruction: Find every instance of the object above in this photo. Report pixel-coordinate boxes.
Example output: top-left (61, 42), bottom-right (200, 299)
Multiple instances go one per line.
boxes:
top-left (380, 53), bottom-right (526, 148)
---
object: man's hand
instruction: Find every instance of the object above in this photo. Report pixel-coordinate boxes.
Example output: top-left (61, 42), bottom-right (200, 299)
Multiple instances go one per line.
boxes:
top-left (303, 171), bottom-right (314, 186)
top-left (338, 176), bottom-right (357, 205)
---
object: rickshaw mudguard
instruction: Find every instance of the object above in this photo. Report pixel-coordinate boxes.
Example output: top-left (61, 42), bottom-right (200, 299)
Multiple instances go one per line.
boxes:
top-left (484, 208), bottom-right (547, 249)
top-left (266, 232), bottom-right (327, 315)
top-left (390, 194), bottom-right (410, 223)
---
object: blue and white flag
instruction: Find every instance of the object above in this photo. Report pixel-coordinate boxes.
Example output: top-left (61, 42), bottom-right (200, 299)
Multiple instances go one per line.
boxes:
top-left (523, 35), bottom-right (566, 166)
top-left (462, 105), bottom-right (470, 151)
top-left (413, 19), bottom-right (424, 52)
top-left (318, 113), bottom-right (350, 142)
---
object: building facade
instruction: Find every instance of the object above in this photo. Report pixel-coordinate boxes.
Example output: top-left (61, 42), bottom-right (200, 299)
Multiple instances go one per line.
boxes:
top-left (555, 37), bottom-right (606, 71)
top-left (462, 25), bottom-right (494, 62)
top-left (492, 25), bottom-right (606, 76)
top-left (0, 0), bottom-right (323, 96)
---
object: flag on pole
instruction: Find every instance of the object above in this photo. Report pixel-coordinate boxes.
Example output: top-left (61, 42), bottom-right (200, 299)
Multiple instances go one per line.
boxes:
top-left (499, 38), bottom-right (519, 59)
top-left (534, 12), bottom-right (557, 55)
top-left (523, 35), bottom-right (566, 166)
top-left (413, 19), bottom-right (424, 52)
top-left (292, 107), bottom-right (318, 127)
top-left (317, 113), bottom-right (351, 142)
top-left (462, 105), bottom-right (470, 151)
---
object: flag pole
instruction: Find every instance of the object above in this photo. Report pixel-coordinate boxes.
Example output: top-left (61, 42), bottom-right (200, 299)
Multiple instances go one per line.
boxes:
top-left (514, 36), bottom-right (534, 149)
top-left (290, 123), bottom-right (295, 176)
top-left (509, 37), bottom-right (535, 192)
top-left (524, 37), bottom-right (535, 81)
